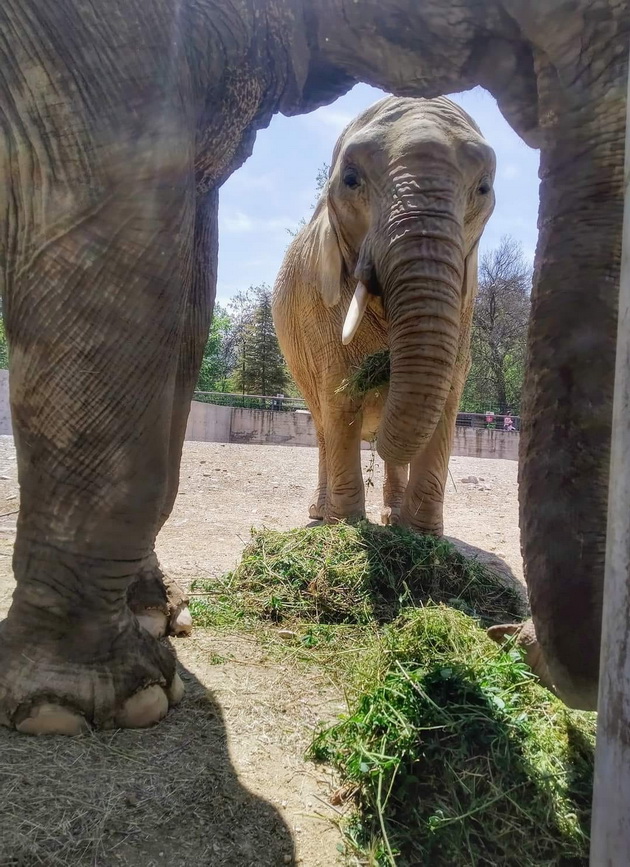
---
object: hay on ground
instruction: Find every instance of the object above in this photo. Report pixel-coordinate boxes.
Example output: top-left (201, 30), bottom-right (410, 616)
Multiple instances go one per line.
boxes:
top-left (211, 522), bottom-right (527, 627)
top-left (310, 606), bottom-right (595, 867)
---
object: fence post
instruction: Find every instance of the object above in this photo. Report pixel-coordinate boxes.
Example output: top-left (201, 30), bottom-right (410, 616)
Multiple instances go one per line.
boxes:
top-left (590, 50), bottom-right (630, 866)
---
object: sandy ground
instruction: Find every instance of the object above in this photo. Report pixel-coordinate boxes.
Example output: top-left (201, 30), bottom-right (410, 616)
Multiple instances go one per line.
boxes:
top-left (0, 438), bottom-right (522, 867)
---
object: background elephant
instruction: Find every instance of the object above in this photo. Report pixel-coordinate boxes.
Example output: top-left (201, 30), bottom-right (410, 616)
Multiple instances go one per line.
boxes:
top-left (273, 96), bottom-right (495, 532)
top-left (0, 0), bottom-right (626, 737)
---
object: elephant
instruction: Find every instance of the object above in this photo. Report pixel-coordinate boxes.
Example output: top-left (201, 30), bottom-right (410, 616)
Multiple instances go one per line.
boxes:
top-left (0, 0), bottom-right (626, 739)
top-left (273, 95), bottom-right (495, 533)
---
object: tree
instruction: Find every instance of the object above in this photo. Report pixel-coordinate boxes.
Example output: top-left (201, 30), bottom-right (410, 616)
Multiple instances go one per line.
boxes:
top-left (232, 284), bottom-right (290, 396)
top-left (461, 236), bottom-right (532, 414)
top-left (196, 303), bottom-right (236, 392)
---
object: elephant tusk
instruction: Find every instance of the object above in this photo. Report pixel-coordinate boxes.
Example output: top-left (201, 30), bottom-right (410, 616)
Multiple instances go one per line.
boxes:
top-left (342, 282), bottom-right (369, 345)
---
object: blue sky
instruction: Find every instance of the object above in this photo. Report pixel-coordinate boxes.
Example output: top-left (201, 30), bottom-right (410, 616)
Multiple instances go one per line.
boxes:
top-left (216, 84), bottom-right (540, 306)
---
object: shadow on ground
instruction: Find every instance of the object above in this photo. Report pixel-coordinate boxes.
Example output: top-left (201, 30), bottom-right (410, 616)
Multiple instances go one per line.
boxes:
top-left (0, 659), bottom-right (296, 867)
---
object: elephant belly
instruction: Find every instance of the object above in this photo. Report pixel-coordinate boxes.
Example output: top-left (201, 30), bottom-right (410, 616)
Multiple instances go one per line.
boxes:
top-left (361, 389), bottom-right (387, 442)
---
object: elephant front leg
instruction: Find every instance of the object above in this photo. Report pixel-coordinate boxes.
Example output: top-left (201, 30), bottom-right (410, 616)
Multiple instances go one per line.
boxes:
top-left (381, 462), bottom-right (409, 525)
top-left (308, 431), bottom-right (328, 520)
top-left (322, 404), bottom-right (366, 523)
top-left (127, 190), bottom-right (218, 639)
top-left (400, 381), bottom-right (461, 536)
top-left (0, 169), bottom-right (198, 733)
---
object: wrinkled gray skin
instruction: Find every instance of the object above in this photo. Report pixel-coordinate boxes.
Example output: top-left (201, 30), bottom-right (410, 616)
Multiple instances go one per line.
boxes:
top-left (273, 96), bottom-right (495, 533)
top-left (0, 0), bottom-right (626, 732)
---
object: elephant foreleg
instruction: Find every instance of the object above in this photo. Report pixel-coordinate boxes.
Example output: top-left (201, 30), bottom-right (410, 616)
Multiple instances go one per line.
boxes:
top-left (308, 429), bottom-right (328, 520)
top-left (321, 401), bottom-right (366, 523)
top-left (128, 191), bottom-right (217, 638)
top-left (400, 377), bottom-right (461, 536)
top-left (381, 462), bottom-right (409, 525)
top-left (0, 162), bottom-right (196, 733)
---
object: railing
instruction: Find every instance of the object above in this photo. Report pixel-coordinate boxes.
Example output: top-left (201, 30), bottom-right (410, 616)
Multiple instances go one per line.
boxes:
top-left (193, 391), bottom-right (521, 431)
top-left (193, 391), bottom-right (308, 411)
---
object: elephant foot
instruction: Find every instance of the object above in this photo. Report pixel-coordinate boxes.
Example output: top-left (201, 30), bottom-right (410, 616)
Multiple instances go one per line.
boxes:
top-left (398, 503), bottom-right (443, 536)
top-left (324, 510), bottom-right (365, 525)
top-left (0, 614), bottom-right (183, 735)
top-left (308, 501), bottom-right (325, 521)
top-left (487, 620), bottom-right (556, 694)
top-left (381, 505), bottom-right (401, 526)
top-left (128, 558), bottom-right (192, 638)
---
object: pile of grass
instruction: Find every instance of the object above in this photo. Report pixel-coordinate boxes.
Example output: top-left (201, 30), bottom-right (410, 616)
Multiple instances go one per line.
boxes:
top-left (194, 522), bottom-right (526, 628)
top-left (337, 349), bottom-right (391, 399)
top-left (310, 606), bottom-right (595, 867)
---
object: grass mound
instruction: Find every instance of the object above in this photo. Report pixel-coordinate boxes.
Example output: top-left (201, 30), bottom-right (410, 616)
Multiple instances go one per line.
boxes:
top-left (310, 606), bottom-right (595, 866)
top-left (337, 349), bottom-right (391, 398)
top-left (204, 522), bottom-right (526, 627)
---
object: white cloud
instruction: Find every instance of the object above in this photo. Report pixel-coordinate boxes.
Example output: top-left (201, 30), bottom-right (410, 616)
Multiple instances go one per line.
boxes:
top-left (501, 164), bottom-right (520, 180)
top-left (221, 211), bottom-right (254, 233)
top-left (219, 210), bottom-right (297, 236)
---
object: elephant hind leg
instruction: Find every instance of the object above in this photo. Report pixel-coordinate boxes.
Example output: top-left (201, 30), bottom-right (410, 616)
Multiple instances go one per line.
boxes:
top-left (381, 462), bottom-right (409, 525)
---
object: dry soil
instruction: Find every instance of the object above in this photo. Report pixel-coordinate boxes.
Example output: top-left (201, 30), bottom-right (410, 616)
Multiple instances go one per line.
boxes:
top-left (0, 438), bottom-right (522, 867)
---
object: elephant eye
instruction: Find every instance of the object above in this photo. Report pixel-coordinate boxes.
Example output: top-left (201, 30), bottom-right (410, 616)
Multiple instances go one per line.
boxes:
top-left (342, 167), bottom-right (361, 189)
top-left (478, 179), bottom-right (492, 196)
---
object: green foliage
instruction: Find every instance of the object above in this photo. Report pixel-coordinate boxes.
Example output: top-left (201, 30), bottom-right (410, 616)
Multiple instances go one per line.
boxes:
top-left (195, 289), bottom-right (299, 397)
top-left (190, 524), bottom-right (593, 866)
top-left (231, 284), bottom-right (290, 396)
top-left (192, 522), bottom-right (526, 629)
top-left (196, 304), bottom-right (234, 392)
top-left (310, 606), bottom-right (595, 867)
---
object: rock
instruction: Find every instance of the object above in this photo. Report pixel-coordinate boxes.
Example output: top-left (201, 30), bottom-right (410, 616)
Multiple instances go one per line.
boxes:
top-left (460, 476), bottom-right (478, 484)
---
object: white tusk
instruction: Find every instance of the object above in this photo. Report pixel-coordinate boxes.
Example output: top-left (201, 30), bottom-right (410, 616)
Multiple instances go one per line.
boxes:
top-left (342, 282), bottom-right (369, 345)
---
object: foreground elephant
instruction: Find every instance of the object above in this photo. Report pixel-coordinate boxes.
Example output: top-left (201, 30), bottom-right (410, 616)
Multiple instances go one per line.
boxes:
top-left (0, 0), bottom-right (626, 733)
top-left (273, 96), bottom-right (495, 532)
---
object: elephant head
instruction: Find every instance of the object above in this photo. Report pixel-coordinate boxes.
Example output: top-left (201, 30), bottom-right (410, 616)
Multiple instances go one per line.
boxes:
top-left (304, 96), bottom-right (495, 464)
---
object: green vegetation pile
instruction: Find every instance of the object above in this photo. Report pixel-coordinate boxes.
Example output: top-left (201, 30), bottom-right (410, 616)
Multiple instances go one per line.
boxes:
top-left (310, 606), bottom-right (595, 866)
top-left (190, 524), bottom-right (594, 866)
top-left (191, 522), bottom-right (526, 629)
top-left (336, 350), bottom-right (391, 399)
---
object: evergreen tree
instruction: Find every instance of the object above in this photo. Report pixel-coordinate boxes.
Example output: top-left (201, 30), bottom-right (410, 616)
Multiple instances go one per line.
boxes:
top-left (232, 285), bottom-right (290, 396)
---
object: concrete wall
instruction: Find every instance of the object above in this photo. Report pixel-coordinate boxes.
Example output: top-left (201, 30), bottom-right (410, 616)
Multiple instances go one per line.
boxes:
top-left (186, 400), bottom-right (231, 444)
top-left (452, 426), bottom-right (519, 461)
top-left (184, 400), bottom-right (519, 461)
top-left (0, 370), bottom-right (11, 436)
top-left (0, 386), bottom-right (518, 462)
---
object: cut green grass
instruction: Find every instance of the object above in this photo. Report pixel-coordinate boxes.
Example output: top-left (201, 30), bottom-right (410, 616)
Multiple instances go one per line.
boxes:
top-left (336, 349), bottom-right (391, 399)
top-left (191, 522), bottom-right (527, 630)
top-left (310, 606), bottom-right (595, 867)
top-left (190, 524), bottom-right (593, 865)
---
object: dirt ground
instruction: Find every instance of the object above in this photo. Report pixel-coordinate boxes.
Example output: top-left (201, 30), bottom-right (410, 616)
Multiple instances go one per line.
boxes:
top-left (0, 437), bottom-right (522, 867)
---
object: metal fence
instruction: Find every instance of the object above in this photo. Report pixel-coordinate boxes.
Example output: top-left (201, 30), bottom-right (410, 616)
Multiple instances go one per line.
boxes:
top-left (193, 391), bottom-right (521, 431)
top-left (193, 391), bottom-right (308, 411)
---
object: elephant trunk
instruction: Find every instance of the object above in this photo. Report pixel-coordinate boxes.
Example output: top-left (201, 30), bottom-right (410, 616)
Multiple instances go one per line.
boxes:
top-left (376, 221), bottom-right (464, 465)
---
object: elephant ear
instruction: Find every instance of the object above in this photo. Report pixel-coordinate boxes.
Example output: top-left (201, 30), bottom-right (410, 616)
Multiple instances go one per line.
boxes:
top-left (303, 197), bottom-right (345, 308)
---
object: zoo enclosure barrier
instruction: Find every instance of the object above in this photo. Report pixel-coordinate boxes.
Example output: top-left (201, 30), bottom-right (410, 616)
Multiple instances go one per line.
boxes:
top-left (193, 392), bottom-right (521, 431)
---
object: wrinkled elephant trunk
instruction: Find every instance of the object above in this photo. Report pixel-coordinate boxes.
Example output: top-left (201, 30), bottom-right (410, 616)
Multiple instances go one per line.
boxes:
top-left (376, 227), bottom-right (464, 465)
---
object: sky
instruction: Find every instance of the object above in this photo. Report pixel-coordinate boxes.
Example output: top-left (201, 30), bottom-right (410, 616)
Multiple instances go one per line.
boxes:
top-left (215, 83), bottom-right (540, 306)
